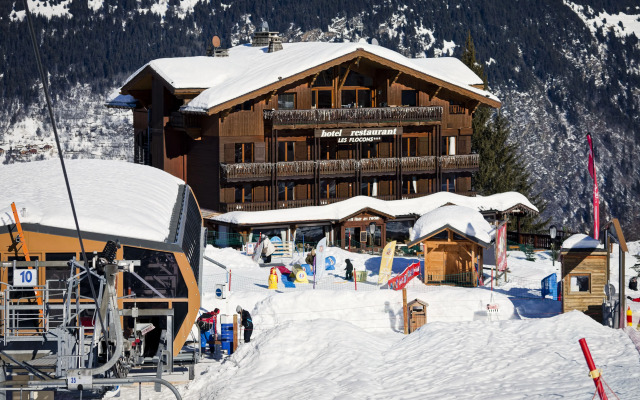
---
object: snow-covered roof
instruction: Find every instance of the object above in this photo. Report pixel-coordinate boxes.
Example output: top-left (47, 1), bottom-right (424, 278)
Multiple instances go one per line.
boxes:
top-left (213, 191), bottom-right (537, 226)
top-left (409, 205), bottom-right (493, 246)
top-left (561, 234), bottom-right (603, 250)
top-left (0, 159), bottom-right (184, 242)
top-left (123, 41), bottom-right (500, 113)
top-left (105, 93), bottom-right (138, 109)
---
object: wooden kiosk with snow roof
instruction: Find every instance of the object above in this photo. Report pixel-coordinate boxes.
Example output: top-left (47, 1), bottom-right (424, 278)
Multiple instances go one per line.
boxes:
top-left (407, 205), bottom-right (492, 287)
top-left (560, 234), bottom-right (608, 323)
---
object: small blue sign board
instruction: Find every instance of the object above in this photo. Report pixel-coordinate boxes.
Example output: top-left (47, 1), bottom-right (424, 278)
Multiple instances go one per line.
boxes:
top-left (541, 273), bottom-right (558, 300)
top-left (325, 256), bottom-right (336, 270)
top-left (215, 288), bottom-right (223, 298)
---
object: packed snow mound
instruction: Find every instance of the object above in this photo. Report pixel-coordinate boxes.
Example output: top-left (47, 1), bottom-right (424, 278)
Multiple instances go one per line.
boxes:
top-left (410, 205), bottom-right (492, 244)
top-left (189, 311), bottom-right (639, 400)
top-left (0, 159), bottom-right (183, 242)
top-left (562, 233), bottom-right (603, 249)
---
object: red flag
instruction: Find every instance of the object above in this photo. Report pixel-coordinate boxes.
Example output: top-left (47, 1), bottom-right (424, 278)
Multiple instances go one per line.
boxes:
top-left (587, 134), bottom-right (599, 240)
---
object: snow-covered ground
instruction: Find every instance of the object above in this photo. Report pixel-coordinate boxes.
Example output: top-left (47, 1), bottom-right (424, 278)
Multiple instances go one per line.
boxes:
top-left (120, 241), bottom-right (640, 399)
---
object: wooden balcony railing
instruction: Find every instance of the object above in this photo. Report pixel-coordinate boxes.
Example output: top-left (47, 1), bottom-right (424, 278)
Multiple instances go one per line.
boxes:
top-left (319, 198), bottom-right (349, 205)
top-left (277, 199), bottom-right (315, 209)
top-left (264, 106), bottom-right (442, 127)
top-left (401, 156), bottom-right (437, 173)
top-left (318, 159), bottom-right (357, 175)
top-left (221, 163), bottom-right (272, 180)
top-left (374, 194), bottom-right (396, 201)
top-left (169, 112), bottom-right (201, 136)
top-left (360, 158), bottom-right (397, 173)
top-left (221, 201), bottom-right (272, 212)
top-left (440, 154), bottom-right (480, 171)
top-left (401, 193), bottom-right (431, 200)
top-left (276, 161), bottom-right (315, 177)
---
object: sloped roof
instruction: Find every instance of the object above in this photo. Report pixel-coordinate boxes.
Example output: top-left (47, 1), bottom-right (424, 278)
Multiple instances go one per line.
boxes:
top-left (122, 41), bottom-right (500, 114)
top-left (212, 191), bottom-right (537, 226)
top-left (407, 205), bottom-right (493, 248)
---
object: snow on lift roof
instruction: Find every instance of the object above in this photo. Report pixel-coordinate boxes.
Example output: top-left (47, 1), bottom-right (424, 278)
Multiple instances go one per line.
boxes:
top-left (123, 42), bottom-right (500, 113)
top-left (213, 191), bottom-right (537, 226)
top-left (561, 234), bottom-right (603, 250)
top-left (0, 159), bottom-right (184, 243)
top-left (409, 205), bottom-right (493, 246)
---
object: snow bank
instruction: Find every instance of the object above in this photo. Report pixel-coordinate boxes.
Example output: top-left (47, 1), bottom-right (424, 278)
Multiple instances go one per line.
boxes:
top-left (410, 205), bottom-right (492, 244)
top-left (0, 159), bottom-right (183, 242)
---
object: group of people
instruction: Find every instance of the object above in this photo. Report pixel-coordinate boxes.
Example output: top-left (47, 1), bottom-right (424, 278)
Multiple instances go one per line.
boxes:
top-left (196, 305), bottom-right (254, 354)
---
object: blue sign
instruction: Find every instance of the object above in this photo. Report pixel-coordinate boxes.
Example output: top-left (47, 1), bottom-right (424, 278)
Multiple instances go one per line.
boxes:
top-left (325, 256), bottom-right (336, 270)
top-left (215, 288), bottom-right (223, 298)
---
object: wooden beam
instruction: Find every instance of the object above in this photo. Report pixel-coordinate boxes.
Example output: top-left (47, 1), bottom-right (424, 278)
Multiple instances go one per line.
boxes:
top-left (309, 72), bottom-right (320, 87)
top-left (338, 59), bottom-right (359, 90)
top-left (391, 71), bottom-right (402, 85)
top-left (266, 90), bottom-right (277, 103)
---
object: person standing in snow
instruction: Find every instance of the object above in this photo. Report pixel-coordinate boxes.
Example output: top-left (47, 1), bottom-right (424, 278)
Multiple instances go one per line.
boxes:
top-left (345, 259), bottom-right (354, 281)
top-left (305, 248), bottom-right (316, 266)
top-left (236, 305), bottom-right (253, 343)
top-left (197, 308), bottom-right (220, 353)
top-left (261, 234), bottom-right (276, 263)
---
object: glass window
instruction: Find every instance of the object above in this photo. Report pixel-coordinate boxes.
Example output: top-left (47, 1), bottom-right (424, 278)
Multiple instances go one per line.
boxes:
top-left (45, 252), bottom-right (76, 292)
top-left (313, 90), bottom-right (333, 109)
top-left (341, 90), bottom-right (356, 108)
top-left (320, 179), bottom-right (336, 198)
top-left (235, 185), bottom-right (252, 203)
top-left (570, 274), bottom-right (590, 293)
top-left (235, 143), bottom-right (253, 163)
top-left (278, 142), bottom-right (294, 161)
top-left (362, 143), bottom-right (377, 159)
top-left (357, 89), bottom-right (372, 108)
top-left (278, 93), bottom-right (295, 109)
top-left (122, 247), bottom-right (187, 298)
top-left (343, 69), bottom-right (373, 87)
top-left (278, 181), bottom-right (294, 201)
top-left (402, 90), bottom-right (417, 107)
top-left (313, 69), bottom-right (334, 87)
top-left (442, 174), bottom-right (456, 192)
top-left (403, 137), bottom-right (417, 157)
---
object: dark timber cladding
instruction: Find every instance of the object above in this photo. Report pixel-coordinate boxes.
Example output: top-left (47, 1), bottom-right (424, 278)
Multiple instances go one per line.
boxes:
top-left (119, 37), bottom-right (500, 213)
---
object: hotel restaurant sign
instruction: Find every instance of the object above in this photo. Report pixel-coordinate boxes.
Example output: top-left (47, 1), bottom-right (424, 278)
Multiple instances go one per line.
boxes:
top-left (314, 127), bottom-right (402, 143)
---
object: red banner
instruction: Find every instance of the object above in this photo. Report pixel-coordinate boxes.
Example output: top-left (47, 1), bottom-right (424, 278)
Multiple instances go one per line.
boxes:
top-left (587, 134), bottom-right (599, 240)
top-left (496, 222), bottom-right (508, 272)
top-left (388, 262), bottom-right (420, 291)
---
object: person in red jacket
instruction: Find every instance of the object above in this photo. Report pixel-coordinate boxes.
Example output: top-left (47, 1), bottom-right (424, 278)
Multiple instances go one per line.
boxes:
top-left (197, 308), bottom-right (220, 353)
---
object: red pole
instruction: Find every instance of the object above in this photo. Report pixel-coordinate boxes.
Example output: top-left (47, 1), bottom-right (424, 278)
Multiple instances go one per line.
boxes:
top-left (354, 268), bottom-right (357, 291)
top-left (348, 231), bottom-right (351, 252)
top-left (579, 338), bottom-right (608, 400)
top-left (228, 269), bottom-right (232, 292)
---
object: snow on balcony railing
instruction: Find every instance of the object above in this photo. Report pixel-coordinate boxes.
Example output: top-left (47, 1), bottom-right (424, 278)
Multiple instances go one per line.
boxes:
top-left (401, 156), bottom-right (437, 172)
top-left (221, 201), bottom-right (271, 212)
top-left (439, 154), bottom-right (480, 170)
top-left (277, 199), bottom-right (315, 209)
top-left (317, 159), bottom-right (358, 174)
top-left (264, 106), bottom-right (442, 126)
top-left (360, 157), bottom-right (397, 173)
top-left (221, 162), bottom-right (272, 179)
top-left (276, 160), bottom-right (315, 176)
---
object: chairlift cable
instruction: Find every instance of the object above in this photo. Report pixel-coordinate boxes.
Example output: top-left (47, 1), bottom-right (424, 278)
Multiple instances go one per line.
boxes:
top-left (21, 0), bottom-right (108, 344)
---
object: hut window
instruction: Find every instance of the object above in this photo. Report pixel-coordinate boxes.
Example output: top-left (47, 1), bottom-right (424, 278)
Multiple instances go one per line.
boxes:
top-left (235, 143), bottom-right (253, 163)
top-left (122, 247), bottom-right (187, 298)
top-left (569, 274), bottom-right (590, 293)
top-left (277, 93), bottom-right (296, 110)
top-left (401, 90), bottom-right (417, 107)
top-left (312, 90), bottom-right (332, 108)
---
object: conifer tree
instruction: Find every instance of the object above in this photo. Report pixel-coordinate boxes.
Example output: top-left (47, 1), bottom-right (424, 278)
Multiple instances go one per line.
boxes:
top-left (462, 32), bottom-right (548, 232)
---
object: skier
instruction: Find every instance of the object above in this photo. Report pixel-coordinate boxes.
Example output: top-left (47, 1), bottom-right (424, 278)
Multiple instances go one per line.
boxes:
top-left (345, 258), bottom-right (354, 281)
top-left (261, 234), bottom-right (276, 263)
top-left (197, 308), bottom-right (220, 353)
top-left (236, 305), bottom-right (253, 343)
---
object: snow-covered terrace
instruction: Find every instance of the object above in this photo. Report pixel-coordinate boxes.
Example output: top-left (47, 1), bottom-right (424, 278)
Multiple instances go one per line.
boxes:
top-left (212, 191), bottom-right (538, 226)
top-left (122, 41), bottom-right (500, 114)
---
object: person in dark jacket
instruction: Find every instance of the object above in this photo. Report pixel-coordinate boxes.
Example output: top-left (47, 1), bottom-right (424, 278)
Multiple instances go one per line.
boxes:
top-left (236, 305), bottom-right (253, 343)
top-left (197, 308), bottom-right (219, 353)
top-left (345, 259), bottom-right (354, 281)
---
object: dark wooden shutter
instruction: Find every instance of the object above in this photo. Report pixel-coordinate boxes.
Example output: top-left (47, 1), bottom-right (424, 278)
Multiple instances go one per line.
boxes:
top-left (417, 137), bottom-right (429, 156)
top-left (379, 141), bottom-right (391, 158)
top-left (337, 182), bottom-right (349, 198)
top-left (223, 187), bottom-right (235, 203)
top-left (224, 143), bottom-right (235, 163)
top-left (294, 142), bottom-right (307, 161)
top-left (295, 184), bottom-right (307, 200)
top-left (254, 142), bottom-right (266, 162)
top-left (378, 180), bottom-right (389, 195)
top-left (254, 186), bottom-right (265, 202)
top-left (458, 136), bottom-right (471, 155)
top-left (457, 176), bottom-right (471, 192)
top-left (417, 178), bottom-right (427, 194)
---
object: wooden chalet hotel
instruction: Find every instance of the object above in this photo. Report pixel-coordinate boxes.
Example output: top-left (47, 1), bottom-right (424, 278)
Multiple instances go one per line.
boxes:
top-left (111, 31), bottom-right (501, 219)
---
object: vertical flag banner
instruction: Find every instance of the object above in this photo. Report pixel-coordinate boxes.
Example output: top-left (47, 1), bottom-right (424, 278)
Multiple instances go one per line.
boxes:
top-left (587, 134), bottom-right (600, 240)
top-left (315, 237), bottom-right (327, 280)
top-left (378, 240), bottom-right (397, 285)
top-left (495, 223), bottom-right (507, 272)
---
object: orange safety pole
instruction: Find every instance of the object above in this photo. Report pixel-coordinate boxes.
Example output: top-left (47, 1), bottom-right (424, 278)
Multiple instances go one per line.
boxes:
top-left (10, 203), bottom-right (43, 307)
top-left (579, 338), bottom-right (608, 400)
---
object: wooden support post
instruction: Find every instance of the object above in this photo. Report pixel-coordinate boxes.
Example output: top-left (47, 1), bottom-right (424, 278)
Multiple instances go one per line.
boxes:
top-left (402, 288), bottom-right (408, 335)
top-left (233, 313), bottom-right (238, 352)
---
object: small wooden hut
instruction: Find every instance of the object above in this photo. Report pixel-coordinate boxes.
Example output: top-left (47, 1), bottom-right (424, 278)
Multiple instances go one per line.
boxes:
top-left (408, 206), bottom-right (492, 287)
top-left (560, 234), bottom-right (607, 323)
top-left (407, 299), bottom-right (428, 333)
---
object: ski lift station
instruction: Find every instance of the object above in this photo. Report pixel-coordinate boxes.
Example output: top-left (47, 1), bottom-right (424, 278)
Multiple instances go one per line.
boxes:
top-left (0, 159), bottom-right (205, 397)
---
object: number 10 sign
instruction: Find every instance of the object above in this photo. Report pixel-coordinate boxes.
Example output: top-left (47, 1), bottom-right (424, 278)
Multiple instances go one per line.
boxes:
top-left (13, 268), bottom-right (37, 287)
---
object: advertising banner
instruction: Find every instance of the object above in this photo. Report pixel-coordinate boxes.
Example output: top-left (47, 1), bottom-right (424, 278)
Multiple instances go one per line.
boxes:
top-left (388, 262), bottom-right (420, 291)
top-left (378, 240), bottom-right (397, 285)
top-left (315, 237), bottom-right (327, 280)
top-left (496, 222), bottom-right (507, 272)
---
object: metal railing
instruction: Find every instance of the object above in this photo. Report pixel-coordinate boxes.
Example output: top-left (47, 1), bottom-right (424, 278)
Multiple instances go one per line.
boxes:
top-left (440, 154), bottom-right (480, 170)
top-left (265, 106), bottom-right (443, 126)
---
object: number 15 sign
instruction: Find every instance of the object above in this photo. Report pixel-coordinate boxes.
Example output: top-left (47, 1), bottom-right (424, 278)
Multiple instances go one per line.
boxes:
top-left (13, 268), bottom-right (37, 287)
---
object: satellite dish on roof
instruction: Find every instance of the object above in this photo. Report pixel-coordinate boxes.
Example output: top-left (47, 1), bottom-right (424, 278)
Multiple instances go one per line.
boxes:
top-left (212, 35), bottom-right (221, 48)
top-left (261, 21), bottom-right (269, 32)
top-left (371, 38), bottom-right (379, 46)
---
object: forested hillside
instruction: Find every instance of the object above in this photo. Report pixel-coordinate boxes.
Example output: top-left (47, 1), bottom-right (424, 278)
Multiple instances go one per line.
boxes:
top-left (1, 0), bottom-right (639, 238)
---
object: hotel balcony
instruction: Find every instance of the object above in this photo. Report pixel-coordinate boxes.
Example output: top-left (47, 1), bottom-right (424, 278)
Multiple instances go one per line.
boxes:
top-left (401, 156), bottom-right (437, 174)
top-left (264, 106), bottom-right (442, 128)
top-left (168, 112), bottom-right (201, 138)
top-left (220, 201), bottom-right (272, 212)
top-left (221, 162), bottom-right (272, 181)
top-left (440, 154), bottom-right (480, 171)
top-left (277, 161), bottom-right (315, 178)
top-left (360, 158), bottom-right (397, 174)
top-left (317, 159), bottom-right (357, 176)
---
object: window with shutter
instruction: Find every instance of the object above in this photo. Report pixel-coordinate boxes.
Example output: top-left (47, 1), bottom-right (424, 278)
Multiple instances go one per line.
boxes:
top-left (294, 142), bottom-right (308, 161)
top-left (254, 142), bottom-right (266, 162)
top-left (224, 143), bottom-right (235, 163)
top-left (417, 137), bottom-right (429, 156)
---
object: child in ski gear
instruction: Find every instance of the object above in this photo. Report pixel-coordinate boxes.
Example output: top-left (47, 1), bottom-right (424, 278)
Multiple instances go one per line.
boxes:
top-left (305, 249), bottom-right (316, 266)
top-left (236, 305), bottom-right (253, 343)
top-left (629, 276), bottom-right (638, 291)
top-left (261, 234), bottom-right (275, 263)
top-left (345, 259), bottom-right (354, 281)
top-left (197, 308), bottom-right (220, 353)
